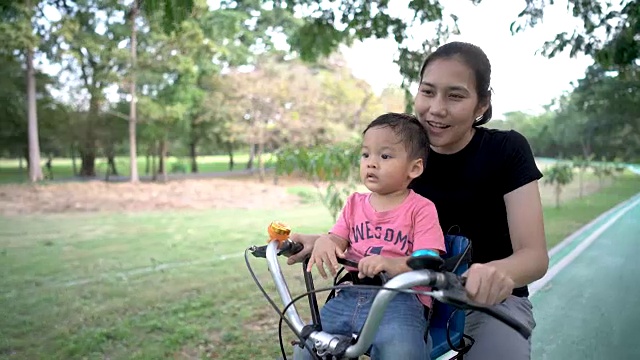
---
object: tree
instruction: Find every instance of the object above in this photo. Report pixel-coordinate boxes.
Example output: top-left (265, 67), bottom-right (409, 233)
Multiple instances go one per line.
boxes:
top-left (544, 162), bottom-right (575, 208)
top-left (571, 154), bottom-right (593, 198)
top-left (511, 0), bottom-right (639, 68)
top-left (196, 78), bottom-right (245, 172)
top-left (0, 0), bottom-right (45, 181)
top-left (126, 0), bottom-right (195, 183)
top-left (560, 65), bottom-right (640, 160)
top-left (0, 53), bottom-right (59, 168)
top-left (235, 0), bottom-right (464, 88)
top-left (132, 0), bottom-right (283, 179)
top-left (45, 0), bottom-right (131, 177)
top-left (276, 141), bottom-right (361, 220)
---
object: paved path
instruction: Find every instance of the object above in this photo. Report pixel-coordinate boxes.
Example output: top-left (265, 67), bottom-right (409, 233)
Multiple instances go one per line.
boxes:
top-left (530, 192), bottom-right (640, 359)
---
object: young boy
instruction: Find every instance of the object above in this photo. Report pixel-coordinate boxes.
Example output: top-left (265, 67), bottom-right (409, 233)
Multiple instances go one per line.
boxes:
top-left (296, 113), bottom-right (446, 360)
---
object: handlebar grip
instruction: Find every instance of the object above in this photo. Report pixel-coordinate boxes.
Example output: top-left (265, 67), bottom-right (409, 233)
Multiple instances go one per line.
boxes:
top-left (435, 273), bottom-right (531, 340)
top-left (336, 258), bottom-right (390, 284)
top-left (279, 241), bottom-right (304, 257)
top-left (337, 258), bottom-right (359, 268)
top-left (249, 240), bottom-right (304, 258)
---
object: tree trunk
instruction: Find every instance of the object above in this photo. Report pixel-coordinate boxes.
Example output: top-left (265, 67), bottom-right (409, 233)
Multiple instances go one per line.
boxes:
top-left (158, 142), bottom-right (164, 176)
top-left (352, 93), bottom-right (372, 129)
top-left (104, 143), bottom-right (118, 177)
top-left (70, 145), bottom-right (78, 176)
top-left (247, 143), bottom-right (255, 170)
top-left (18, 156), bottom-right (23, 170)
top-left (128, 0), bottom-right (139, 183)
top-left (578, 169), bottom-right (584, 198)
top-left (257, 142), bottom-right (265, 183)
top-left (108, 155), bottom-right (118, 176)
top-left (79, 148), bottom-right (96, 177)
top-left (555, 183), bottom-right (561, 208)
top-left (79, 133), bottom-right (97, 177)
top-left (189, 141), bottom-right (198, 173)
top-left (79, 100), bottom-right (99, 177)
top-left (581, 139), bottom-right (591, 159)
top-left (151, 143), bottom-right (157, 181)
top-left (79, 150), bottom-right (96, 177)
top-left (226, 142), bottom-right (234, 171)
top-left (158, 138), bottom-right (168, 182)
top-left (26, 42), bottom-right (43, 182)
top-left (44, 155), bottom-right (53, 180)
top-left (145, 146), bottom-right (151, 175)
top-left (256, 119), bottom-right (266, 182)
top-left (23, 148), bottom-right (29, 169)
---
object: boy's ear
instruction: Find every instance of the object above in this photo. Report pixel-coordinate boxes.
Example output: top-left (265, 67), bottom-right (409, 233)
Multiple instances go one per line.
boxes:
top-left (408, 158), bottom-right (424, 179)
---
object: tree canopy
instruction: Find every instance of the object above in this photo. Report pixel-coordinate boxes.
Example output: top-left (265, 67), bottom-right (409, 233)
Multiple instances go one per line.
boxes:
top-left (0, 0), bottom-right (637, 184)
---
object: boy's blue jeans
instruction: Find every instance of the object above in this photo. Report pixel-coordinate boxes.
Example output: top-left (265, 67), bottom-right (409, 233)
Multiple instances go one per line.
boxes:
top-left (293, 286), bottom-right (432, 360)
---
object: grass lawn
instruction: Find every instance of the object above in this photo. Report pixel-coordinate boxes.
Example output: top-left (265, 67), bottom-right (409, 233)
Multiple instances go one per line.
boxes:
top-left (0, 174), bottom-right (639, 359)
top-left (0, 154), bottom-right (274, 184)
top-left (542, 175), bottom-right (640, 247)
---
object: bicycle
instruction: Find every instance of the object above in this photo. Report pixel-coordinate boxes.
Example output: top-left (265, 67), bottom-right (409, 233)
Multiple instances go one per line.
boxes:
top-left (245, 221), bottom-right (532, 359)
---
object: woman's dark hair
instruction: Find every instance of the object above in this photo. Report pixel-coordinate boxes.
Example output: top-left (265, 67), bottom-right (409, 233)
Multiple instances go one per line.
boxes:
top-left (419, 41), bottom-right (493, 126)
top-left (363, 112), bottom-right (430, 162)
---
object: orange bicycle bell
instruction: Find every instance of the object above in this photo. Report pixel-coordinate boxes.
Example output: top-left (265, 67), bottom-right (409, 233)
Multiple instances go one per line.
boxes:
top-left (268, 221), bottom-right (291, 244)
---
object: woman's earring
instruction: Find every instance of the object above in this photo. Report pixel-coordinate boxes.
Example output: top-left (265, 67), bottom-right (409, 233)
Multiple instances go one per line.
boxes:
top-left (475, 115), bottom-right (483, 122)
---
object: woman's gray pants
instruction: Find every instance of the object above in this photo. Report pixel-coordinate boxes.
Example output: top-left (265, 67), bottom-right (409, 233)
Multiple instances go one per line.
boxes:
top-left (462, 295), bottom-right (537, 360)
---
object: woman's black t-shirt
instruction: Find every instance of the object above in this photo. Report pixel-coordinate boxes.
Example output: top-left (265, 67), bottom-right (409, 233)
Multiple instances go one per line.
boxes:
top-left (409, 127), bottom-right (543, 297)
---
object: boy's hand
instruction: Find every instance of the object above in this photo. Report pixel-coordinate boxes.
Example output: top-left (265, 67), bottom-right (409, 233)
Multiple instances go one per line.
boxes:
top-left (358, 256), bottom-right (412, 279)
top-left (306, 234), bottom-right (347, 279)
top-left (358, 255), bottom-right (390, 279)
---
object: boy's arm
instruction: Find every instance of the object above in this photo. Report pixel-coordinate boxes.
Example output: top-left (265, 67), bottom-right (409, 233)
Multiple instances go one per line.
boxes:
top-left (305, 194), bottom-right (355, 276)
top-left (286, 193), bottom-right (354, 266)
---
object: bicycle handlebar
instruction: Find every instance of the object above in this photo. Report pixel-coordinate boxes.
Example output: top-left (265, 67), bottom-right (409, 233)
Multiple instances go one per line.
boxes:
top-left (249, 238), bottom-right (532, 359)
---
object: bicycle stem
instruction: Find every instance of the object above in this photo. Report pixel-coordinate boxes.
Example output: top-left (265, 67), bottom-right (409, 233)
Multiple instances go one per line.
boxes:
top-left (266, 241), bottom-right (307, 332)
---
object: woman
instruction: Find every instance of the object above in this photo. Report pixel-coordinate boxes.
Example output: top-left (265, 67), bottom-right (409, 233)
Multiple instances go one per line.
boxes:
top-left (287, 41), bottom-right (549, 360)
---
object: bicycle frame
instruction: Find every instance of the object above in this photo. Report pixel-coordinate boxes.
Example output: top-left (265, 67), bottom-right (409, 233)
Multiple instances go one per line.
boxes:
top-left (248, 236), bottom-right (532, 360)
top-left (265, 240), bottom-right (451, 358)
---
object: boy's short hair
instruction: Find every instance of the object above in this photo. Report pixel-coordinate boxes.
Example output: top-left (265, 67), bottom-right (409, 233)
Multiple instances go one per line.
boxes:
top-left (363, 113), bottom-right (430, 162)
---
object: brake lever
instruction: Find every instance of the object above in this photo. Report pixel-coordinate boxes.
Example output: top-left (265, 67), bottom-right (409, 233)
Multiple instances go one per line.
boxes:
top-left (432, 273), bottom-right (532, 340)
top-left (249, 245), bottom-right (267, 258)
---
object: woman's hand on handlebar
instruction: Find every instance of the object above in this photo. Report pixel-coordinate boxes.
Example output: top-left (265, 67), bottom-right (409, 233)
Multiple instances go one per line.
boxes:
top-left (306, 234), bottom-right (348, 279)
top-left (463, 263), bottom-right (515, 306)
top-left (285, 233), bottom-right (319, 265)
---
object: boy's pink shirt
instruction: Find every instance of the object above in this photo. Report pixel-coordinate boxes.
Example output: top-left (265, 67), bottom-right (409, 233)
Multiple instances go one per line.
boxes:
top-left (330, 189), bottom-right (446, 308)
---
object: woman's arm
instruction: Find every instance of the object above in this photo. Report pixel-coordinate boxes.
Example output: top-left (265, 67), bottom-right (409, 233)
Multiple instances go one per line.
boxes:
top-left (489, 180), bottom-right (549, 287)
